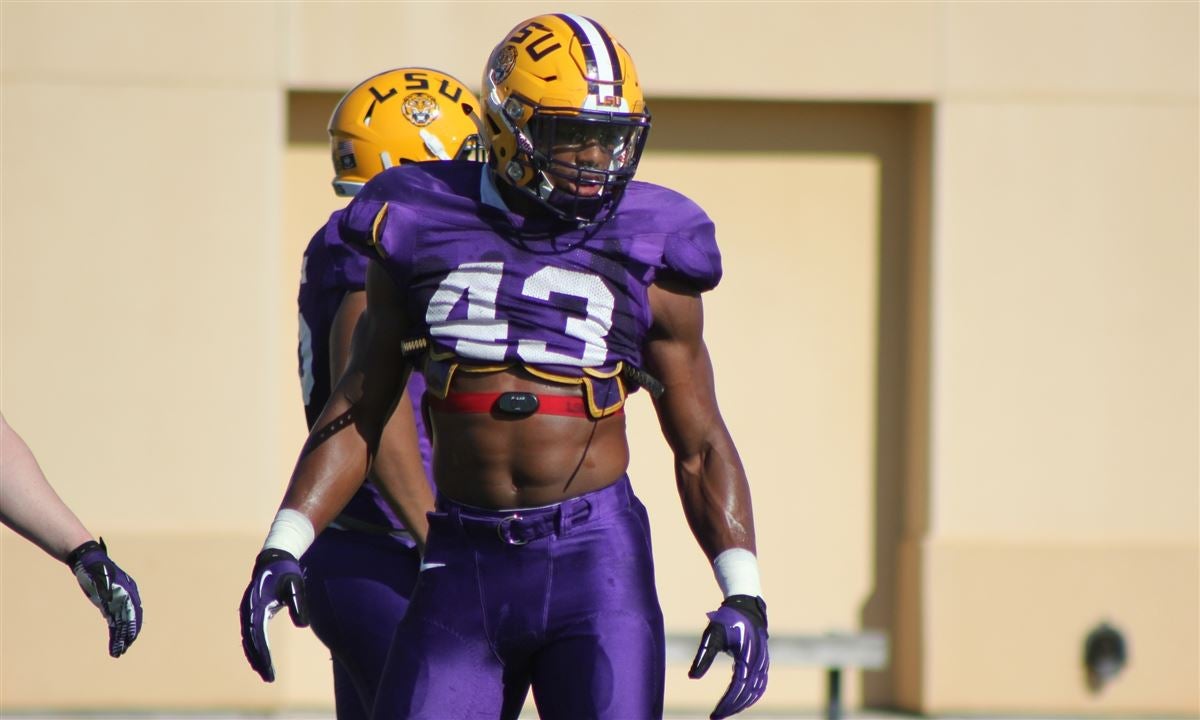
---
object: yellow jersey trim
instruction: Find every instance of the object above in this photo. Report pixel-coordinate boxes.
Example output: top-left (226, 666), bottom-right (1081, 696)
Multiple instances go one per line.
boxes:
top-left (423, 351), bottom-right (627, 418)
top-left (369, 205), bottom-right (389, 260)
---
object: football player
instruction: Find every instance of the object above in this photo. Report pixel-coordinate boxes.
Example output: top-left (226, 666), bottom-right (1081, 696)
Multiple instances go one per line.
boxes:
top-left (239, 68), bottom-right (484, 719)
top-left (241, 14), bottom-right (768, 720)
top-left (0, 412), bottom-right (142, 658)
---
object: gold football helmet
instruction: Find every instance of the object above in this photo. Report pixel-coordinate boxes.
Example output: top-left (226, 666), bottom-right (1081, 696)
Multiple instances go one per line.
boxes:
top-left (329, 67), bottom-right (485, 196)
top-left (482, 14), bottom-right (651, 223)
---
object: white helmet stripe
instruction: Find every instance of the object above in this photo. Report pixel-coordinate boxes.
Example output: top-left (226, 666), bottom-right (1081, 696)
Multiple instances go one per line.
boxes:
top-left (560, 13), bottom-right (616, 85)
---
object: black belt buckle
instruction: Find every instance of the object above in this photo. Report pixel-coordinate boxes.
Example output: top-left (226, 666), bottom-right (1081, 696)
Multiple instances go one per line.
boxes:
top-left (495, 391), bottom-right (539, 416)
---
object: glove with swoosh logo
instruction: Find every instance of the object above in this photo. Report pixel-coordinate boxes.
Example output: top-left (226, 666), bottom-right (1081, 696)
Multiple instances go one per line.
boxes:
top-left (239, 548), bottom-right (309, 682)
top-left (688, 594), bottom-right (770, 719)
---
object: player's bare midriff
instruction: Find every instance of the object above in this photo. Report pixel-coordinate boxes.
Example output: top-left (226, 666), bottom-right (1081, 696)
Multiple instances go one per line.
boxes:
top-left (428, 367), bottom-right (630, 510)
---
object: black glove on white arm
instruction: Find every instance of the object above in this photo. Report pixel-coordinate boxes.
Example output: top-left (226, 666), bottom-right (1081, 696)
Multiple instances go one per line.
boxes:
top-left (66, 538), bottom-right (143, 658)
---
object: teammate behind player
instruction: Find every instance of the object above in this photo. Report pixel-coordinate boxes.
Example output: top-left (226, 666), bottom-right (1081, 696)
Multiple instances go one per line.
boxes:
top-left (241, 15), bottom-right (768, 719)
top-left (239, 68), bottom-right (484, 719)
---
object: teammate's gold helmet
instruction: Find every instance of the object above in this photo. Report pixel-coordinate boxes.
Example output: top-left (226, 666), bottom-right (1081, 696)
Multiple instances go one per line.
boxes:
top-left (482, 14), bottom-right (650, 223)
top-left (329, 67), bottom-right (485, 197)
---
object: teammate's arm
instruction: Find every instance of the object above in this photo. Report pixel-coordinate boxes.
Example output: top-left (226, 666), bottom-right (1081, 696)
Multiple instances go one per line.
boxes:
top-left (0, 413), bottom-right (94, 560)
top-left (0, 413), bottom-right (143, 658)
top-left (644, 280), bottom-right (769, 720)
top-left (328, 290), bottom-right (433, 549)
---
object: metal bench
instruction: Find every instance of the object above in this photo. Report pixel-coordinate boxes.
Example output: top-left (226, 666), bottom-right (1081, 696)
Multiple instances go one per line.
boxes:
top-left (666, 631), bottom-right (889, 720)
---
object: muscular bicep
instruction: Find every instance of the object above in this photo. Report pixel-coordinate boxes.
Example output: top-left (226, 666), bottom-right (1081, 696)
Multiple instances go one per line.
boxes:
top-left (643, 282), bottom-right (722, 453)
top-left (317, 262), bottom-right (408, 439)
top-left (328, 290), bottom-right (366, 386)
top-left (343, 263), bottom-right (408, 416)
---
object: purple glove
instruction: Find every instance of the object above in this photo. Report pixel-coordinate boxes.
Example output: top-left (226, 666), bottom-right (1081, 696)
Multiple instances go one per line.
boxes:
top-left (66, 538), bottom-right (143, 658)
top-left (239, 548), bottom-right (309, 682)
top-left (688, 594), bottom-right (770, 719)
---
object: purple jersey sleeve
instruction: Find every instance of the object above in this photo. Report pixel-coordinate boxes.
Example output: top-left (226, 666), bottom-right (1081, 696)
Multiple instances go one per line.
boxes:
top-left (617, 181), bottom-right (723, 293)
top-left (298, 209), bottom-right (369, 429)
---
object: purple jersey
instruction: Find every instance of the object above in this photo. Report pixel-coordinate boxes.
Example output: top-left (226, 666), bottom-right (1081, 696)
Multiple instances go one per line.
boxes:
top-left (298, 210), bottom-right (433, 531)
top-left (340, 161), bottom-right (721, 413)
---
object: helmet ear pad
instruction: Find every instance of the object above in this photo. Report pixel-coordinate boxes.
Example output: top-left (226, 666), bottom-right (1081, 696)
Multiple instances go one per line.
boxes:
top-left (481, 13), bottom-right (651, 223)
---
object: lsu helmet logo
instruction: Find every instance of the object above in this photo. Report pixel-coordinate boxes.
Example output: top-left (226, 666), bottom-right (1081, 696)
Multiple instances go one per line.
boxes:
top-left (401, 92), bottom-right (440, 127)
top-left (492, 45), bottom-right (518, 84)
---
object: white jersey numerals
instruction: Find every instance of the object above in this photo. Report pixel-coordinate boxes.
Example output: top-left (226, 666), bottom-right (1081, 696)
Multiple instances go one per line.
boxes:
top-left (519, 267), bottom-right (614, 366)
top-left (425, 262), bottom-right (509, 361)
top-left (425, 262), bottom-right (614, 366)
top-left (298, 311), bottom-right (315, 405)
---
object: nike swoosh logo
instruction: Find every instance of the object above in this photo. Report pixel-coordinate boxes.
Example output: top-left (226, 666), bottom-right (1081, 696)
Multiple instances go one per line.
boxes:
top-left (419, 562), bottom-right (446, 572)
top-left (257, 570), bottom-right (273, 597)
top-left (732, 621), bottom-right (749, 677)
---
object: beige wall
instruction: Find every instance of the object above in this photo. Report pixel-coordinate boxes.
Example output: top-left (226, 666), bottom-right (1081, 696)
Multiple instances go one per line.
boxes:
top-left (2, 1), bottom-right (1196, 716)
top-left (920, 3), bottom-right (1198, 714)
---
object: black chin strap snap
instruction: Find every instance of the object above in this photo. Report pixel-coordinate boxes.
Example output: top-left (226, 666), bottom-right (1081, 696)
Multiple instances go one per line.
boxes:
top-left (495, 391), bottom-right (540, 416)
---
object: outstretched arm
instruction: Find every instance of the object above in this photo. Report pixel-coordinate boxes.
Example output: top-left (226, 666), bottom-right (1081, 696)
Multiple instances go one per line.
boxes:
top-left (0, 413), bottom-right (93, 561)
top-left (0, 413), bottom-right (143, 657)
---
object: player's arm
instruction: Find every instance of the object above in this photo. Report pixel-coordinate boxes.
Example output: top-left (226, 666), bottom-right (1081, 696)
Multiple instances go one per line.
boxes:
top-left (328, 290), bottom-right (433, 550)
top-left (241, 262), bottom-right (411, 682)
top-left (278, 261), bottom-right (411, 534)
top-left (644, 280), bottom-right (769, 720)
top-left (0, 413), bottom-right (143, 657)
top-left (644, 281), bottom-right (755, 561)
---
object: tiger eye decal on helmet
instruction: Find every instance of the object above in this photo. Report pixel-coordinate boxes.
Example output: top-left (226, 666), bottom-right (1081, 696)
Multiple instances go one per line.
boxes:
top-left (483, 14), bottom-right (651, 225)
top-left (328, 67), bottom-right (486, 197)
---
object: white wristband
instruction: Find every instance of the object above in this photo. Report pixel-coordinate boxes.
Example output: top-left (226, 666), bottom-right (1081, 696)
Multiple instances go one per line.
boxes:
top-left (713, 548), bottom-right (762, 598)
top-left (262, 509), bottom-right (315, 559)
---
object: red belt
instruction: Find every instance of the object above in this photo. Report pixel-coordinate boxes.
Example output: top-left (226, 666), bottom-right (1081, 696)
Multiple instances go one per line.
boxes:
top-left (427, 391), bottom-right (620, 419)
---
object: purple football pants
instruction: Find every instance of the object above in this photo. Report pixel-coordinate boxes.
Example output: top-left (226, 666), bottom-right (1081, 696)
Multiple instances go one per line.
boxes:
top-left (302, 529), bottom-right (420, 720)
top-left (372, 475), bottom-right (666, 720)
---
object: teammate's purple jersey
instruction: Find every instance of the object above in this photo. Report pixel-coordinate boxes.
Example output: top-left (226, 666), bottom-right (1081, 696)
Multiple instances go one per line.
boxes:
top-left (340, 161), bottom-right (722, 399)
top-left (298, 209), bottom-right (433, 531)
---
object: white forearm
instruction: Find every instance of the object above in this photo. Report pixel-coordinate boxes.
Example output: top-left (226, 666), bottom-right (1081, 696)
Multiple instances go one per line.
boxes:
top-left (0, 415), bottom-right (93, 562)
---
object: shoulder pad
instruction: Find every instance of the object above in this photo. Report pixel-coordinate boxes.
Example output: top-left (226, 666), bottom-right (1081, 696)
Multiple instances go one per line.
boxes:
top-left (661, 218), bottom-right (721, 292)
top-left (337, 197), bottom-right (415, 287)
top-left (621, 183), bottom-right (722, 291)
top-left (303, 209), bottom-right (369, 292)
